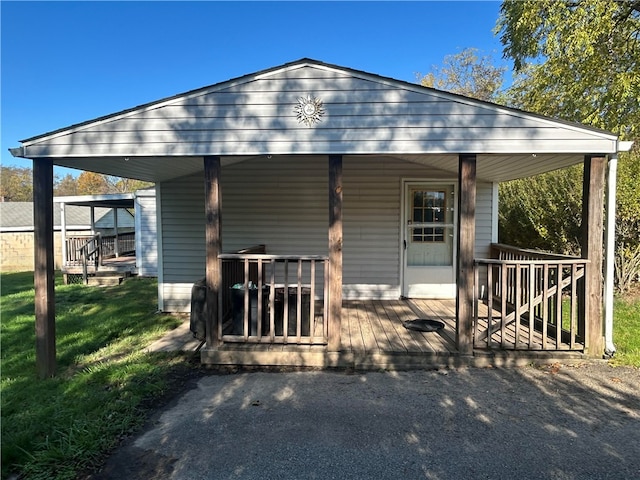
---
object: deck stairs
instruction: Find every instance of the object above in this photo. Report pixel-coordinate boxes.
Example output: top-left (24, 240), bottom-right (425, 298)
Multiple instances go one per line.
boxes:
top-left (87, 269), bottom-right (131, 286)
top-left (62, 256), bottom-right (137, 286)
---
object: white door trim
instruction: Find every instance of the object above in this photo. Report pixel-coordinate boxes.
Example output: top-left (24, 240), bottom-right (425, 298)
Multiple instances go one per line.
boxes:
top-left (400, 179), bottom-right (458, 298)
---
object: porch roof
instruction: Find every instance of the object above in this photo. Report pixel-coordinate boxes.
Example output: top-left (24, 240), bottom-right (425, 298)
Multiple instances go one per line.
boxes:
top-left (9, 58), bottom-right (626, 183)
top-left (54, 193), bottom-right (134, 209)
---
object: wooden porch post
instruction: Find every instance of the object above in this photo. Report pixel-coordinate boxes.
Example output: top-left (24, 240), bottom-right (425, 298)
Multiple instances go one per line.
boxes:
top-left (456, 154), bottom-right (476, 355)
top-left (328, 155), bottom-right (343, 351)
top-left (90, 207), bottom-right (95, 234)
top-left (33, 158), bottom-right (56, 378)
top-left (113, 207), bottom-right (120, 257)
top-left (60, 202), bottom-right (68, 267)
top-left (582, 155), bottom-right (606, 357)
top-left (204, 156), bottom-right (222, 348)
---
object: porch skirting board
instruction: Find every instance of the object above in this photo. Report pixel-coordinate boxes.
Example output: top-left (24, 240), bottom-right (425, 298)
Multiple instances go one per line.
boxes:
top-left (200, 347), bottom-right (587, 370)
top-left (201, 347), bottom-right (457, 370)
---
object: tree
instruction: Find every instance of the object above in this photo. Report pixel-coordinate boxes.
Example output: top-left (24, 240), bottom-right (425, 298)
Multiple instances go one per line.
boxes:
top-left (109, 176), bottom-right (153, 193)
top-left (496, 0), bottom-right (640, 289)
top-left (417, 48), bottom-right (507, 102)
top-left (0, 166), bottom-right (33, 201)
top-left (498, 165), bottom-right (584, 255)
top-left (76, 171), bottom-right (110, 195)
top-left (76, 172), bottom-right (153, 195)
top-left (54, 174), bottom-right (79, 197)
top-left (496, 0), bottom-right (640, 138)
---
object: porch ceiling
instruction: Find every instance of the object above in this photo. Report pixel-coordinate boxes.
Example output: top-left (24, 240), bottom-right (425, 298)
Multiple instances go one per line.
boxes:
top-left (49, 152), bottom-right (585, 183)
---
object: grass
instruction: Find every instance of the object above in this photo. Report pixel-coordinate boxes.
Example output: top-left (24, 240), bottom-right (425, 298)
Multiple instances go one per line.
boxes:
top-left (1, 272), bottom-right (187, 480)
top-left (610, 286), bottom-right (640, 367)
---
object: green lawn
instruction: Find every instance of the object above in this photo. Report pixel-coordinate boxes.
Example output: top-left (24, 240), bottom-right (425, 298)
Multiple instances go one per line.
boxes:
top-left (611, 291), bottom-right (640, 367)
top-left (1, 272), bottom-right (186, 480)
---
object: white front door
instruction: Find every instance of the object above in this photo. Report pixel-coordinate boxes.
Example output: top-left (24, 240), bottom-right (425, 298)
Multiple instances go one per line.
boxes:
top-left (402, 182), bottom-right (457, 298)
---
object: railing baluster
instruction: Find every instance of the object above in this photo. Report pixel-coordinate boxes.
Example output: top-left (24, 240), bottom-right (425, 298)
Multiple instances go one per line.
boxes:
top-left (270, 259), bottom-right (276, 343)
top-left (257, 259), bottom-right (263, 338)
top-left (474, 264), bottom-right (480, 347)
top-left (487, 264), bottom-right (493, 348)
top-left (555, 264), bottom-right (563, 348)
top-left (296, 259), bottom-right (302, 341)
top-left (542, 264), bottom-right (549, 350)
top-left (283, 259), bottom-right (289, 344)
top-left (528, 263), bottom-right (535, 348)
top-left (501, 263), bottom-right (508, 348)
top-left (310, 260), bottom-right (316, 340)
top-left (514, 264), bottom-right (521, 349)
top-left (243, 258), bottom-right (249, 340)
top-left (570, 263), bottom-right (578, 350)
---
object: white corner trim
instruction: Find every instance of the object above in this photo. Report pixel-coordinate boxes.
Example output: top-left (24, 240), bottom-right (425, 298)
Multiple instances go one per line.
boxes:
top-left (491, 182), bottom-right (499, 243)
top-left (155, 183), bottom-right (165, 312)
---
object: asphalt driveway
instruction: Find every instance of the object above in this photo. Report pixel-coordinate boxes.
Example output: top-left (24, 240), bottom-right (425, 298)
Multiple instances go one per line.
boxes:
top-left (90, 362), bottom-right (640, 480)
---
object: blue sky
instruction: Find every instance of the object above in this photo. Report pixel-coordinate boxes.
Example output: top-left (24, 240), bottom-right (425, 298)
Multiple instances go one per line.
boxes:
top-left (1, 1), bottom-right (509, 174)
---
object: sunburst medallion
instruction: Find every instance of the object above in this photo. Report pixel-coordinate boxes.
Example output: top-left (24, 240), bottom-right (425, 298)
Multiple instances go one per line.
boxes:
top-left (294, 95), bottom-right (325, 127)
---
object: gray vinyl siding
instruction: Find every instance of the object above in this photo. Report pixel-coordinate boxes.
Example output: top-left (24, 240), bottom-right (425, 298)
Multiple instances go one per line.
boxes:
top-left (474, 182), bottom-right (494, 259)
top-left (159, 156), bottom-right (495, 311)
top-left (135, 188), bottom-right (158, 277)
top-left (22, 63), bottom-right (617, 159)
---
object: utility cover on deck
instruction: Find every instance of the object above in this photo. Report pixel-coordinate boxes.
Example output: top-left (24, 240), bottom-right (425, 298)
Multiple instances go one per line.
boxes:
top-left (403, 319), bottom-right (445, 332)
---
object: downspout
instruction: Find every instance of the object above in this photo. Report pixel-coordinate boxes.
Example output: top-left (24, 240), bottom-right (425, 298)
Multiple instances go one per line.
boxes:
top-left (604, 141), bottom-right (634, 357)
top-left (603, 153), bottom-right (617, 357)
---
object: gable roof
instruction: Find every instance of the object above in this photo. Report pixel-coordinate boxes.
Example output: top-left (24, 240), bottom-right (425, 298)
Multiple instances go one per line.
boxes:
top-left (10, 58), bottom-right (623, 182)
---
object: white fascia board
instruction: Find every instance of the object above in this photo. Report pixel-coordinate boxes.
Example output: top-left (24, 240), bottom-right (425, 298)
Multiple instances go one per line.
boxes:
top-left (54, 193), bottom-right (134, 204)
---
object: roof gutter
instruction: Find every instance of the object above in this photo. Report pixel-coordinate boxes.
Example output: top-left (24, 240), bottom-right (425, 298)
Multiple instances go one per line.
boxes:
top-left (9, 146), bottom-right (26, 158)
top-left (618, 141), bottom-right (634, 152)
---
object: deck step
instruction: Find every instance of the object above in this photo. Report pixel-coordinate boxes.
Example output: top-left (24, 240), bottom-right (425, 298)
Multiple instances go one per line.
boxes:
top-left (87, 273), bottom-right (125, 286)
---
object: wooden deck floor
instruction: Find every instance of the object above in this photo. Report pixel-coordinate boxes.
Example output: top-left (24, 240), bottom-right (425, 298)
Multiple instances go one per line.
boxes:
top-left (341, 299), bottom-right (457, 355)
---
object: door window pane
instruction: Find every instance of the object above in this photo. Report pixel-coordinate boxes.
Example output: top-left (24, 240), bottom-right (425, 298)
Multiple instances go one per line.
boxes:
top-left (411, 190), bottom-right (446, 243)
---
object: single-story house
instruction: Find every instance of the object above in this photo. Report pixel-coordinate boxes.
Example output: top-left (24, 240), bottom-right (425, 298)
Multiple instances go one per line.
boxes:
top-left (0, 200), bottom-right (134, 271)
top-left (9, 58), bottom-right (632, 376)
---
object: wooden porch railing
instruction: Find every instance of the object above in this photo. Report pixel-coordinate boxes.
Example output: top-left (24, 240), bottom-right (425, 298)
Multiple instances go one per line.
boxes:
top-left (77, 234), bottom-right (102, 284)
top-left (474, 244), bottom-right (588, 351)
top-left (217, 253), bottom-right (329, 345)
top-left (65, 232), bottom-right (135, 266)
top-left (65, 234), bottom-right (101, 267)
top-left (101, 232), bottom-right (136, 258)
